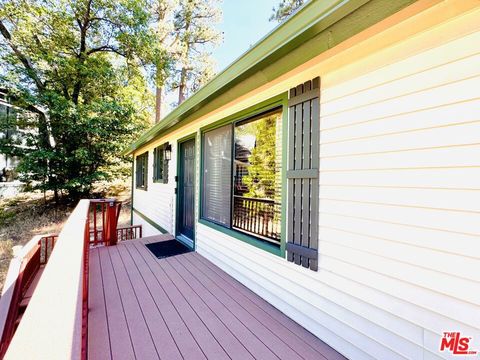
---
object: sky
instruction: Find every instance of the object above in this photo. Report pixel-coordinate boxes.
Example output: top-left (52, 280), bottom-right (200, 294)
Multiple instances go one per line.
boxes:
top-left (164, 0), bottom-right (279, 113)
top-left (213, 0), bottom-right (280, 72)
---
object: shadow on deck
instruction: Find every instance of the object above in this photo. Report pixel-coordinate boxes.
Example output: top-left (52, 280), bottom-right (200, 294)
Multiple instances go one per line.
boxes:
top-left (89, 235), bottom-right (345, 360)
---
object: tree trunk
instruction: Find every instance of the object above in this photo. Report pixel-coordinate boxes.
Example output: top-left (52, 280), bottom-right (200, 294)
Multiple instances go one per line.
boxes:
top-left (155, 86), bottom-right (163, 123)
top-left (178, 67), bottom-right (187, 104)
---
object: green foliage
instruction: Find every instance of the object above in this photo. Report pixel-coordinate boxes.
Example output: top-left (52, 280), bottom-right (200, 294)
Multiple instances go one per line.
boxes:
top-left (169, 0), bottom-right (222, 103)
top-left (0, 0), bottom-right (160, 199)
top-left (270, 0), bottom-right (305, 23)
top-left (241, 115), bottom-right (278, 199)
top-left (0, 208), bottom-right (16, 227)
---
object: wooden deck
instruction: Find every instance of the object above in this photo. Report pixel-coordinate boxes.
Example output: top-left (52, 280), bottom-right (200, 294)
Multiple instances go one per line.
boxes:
top-left (88, 235), bottom-right (345, 360)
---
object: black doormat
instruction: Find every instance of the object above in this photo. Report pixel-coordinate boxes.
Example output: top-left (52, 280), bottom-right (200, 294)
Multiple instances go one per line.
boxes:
top-left (145, 240), bottom-right (192, 259)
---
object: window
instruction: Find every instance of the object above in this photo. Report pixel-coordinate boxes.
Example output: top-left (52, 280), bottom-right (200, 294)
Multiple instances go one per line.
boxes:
top-left (202, 125), bottom-right (232, 226)
top-left (202, 109), bottom-right (282, 245)
top-left (153, 144), bottom-right (169, 183)
top-left (135, 152), bottom-right (148, 190)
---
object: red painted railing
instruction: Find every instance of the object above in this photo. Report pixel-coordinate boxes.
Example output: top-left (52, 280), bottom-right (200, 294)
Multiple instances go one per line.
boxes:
top-left (0, 234), bottom-right (58, 358)
top-left (117, 225), bottom-right (142, 241)
top-left (0, 198), bottom-right (142, 359)
top-left (89, 199), bottom-right (122, 246)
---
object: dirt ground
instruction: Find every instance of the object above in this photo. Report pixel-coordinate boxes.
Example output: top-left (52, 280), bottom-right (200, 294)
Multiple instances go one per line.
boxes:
top-left (0, 179), bottom-right (132, 290)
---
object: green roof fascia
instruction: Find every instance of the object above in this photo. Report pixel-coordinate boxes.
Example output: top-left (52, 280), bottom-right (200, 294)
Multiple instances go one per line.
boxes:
top-left (124, 0), bottom-right (416, 155)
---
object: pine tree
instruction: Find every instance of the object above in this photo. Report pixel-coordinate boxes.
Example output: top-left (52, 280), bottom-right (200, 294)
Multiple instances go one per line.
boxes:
top-left (270, 0), bottom-right (305, 23)
top-left (151, 0), bottom-right (178, 123)
top-left (171, 0), bottom-right (222, 104)
top-left (150, 0), bottom-right (221, 119)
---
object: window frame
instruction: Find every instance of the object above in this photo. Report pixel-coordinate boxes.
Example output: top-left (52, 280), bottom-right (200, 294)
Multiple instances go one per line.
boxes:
top-left (199, 93), bottom-right (288, 257)
top-left (153, 143), bottom-right (169, 184)
top-left (135, 151), bottom-right (149, 190)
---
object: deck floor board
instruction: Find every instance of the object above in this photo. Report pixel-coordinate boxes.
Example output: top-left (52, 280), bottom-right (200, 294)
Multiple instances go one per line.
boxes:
top-left (130, 239), bottom-right (223, 360)
top-left (97, 246), bottom-right (136, 360)
top-left (167, 255), bottom-right (294, 360)
top-left (108, 246), bottom-right (160, 360)
top-left (179, 254), bottom-right (325, 360)
top-left (160, 254), bottom-right (271, 360)
top-left (194, 250), bottom-right (346, 360)
top-left (115, 244), bottom-right (182, 360)
top-left (137, 235), bottom-right (256, 360)
top-left (88, 249), bottom-right (111, 360)
top-left (88, 236), bottom-right (346, 360)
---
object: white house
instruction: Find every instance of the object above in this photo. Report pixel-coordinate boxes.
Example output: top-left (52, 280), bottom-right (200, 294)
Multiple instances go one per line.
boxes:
top-left (125, 1), bottom-right (480, 359)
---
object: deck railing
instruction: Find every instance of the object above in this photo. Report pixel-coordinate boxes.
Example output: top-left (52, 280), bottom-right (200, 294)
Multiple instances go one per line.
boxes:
top-left (232, 195), bottom-right (281, 242)
top-left (89, 199), bottom-right (122, 246)
top-left (0, 233), bottom-right (58, 357)
top-left (2, 198), bottom-right (142, 360)
top-left (2, 200), bottom-right (90, 359)
top-left (117, 225), bottom-right (142, 241)
top-left (90, 224), bottom-right (142, 244)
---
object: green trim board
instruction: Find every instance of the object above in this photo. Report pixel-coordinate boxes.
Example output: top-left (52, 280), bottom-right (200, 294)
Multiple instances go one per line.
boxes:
top-left (280, 97), bottom-right (288, 258)
top-left (177, 132), bottom-right (197, 144)
top-left (175, 131), bottom-right (199, 247)
top-left (198, 93), bottom-right (288, 257)
top-left (123, 0), bottom-right (416, 155)
top-left (198, 219), bottom-right (282, 257)
top-left (130, 159), bottom-right (134, 226)
top-left (132, 208), bottom-right (169, 234)
top-left (200, 93), bottom-right (287, 133)
top-left (175, 134), bottom-right (197, 247)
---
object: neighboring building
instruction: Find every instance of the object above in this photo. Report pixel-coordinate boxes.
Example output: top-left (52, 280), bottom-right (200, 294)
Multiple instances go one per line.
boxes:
top-left (125, 1), bottom-right (480, 359)
top-left (0, 89), bottom-right (34, 182)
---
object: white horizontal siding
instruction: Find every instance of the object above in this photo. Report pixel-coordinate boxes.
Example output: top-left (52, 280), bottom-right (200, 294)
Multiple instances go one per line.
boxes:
top-left (195, 6), bottom-right (480, 360)
top-left (128, 4), bottom-right (480, 360)
top-left (132, 142), bottom-right (177, 234)
top-left (132, 212), bottom-right (160, 237)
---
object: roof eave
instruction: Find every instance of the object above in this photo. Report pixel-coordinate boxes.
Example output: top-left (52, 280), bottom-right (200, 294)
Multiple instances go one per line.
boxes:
top-left (124, 0), bottom-right (416, 155)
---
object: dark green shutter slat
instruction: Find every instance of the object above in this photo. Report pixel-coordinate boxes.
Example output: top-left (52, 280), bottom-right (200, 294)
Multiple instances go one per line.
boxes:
top-left (135, 156), bottom-right (139, 187)
top-left (152, 144), bottom-right (169, 183)
top-left (287, 88), bottom-right (321, 107)
top-left (287, 77), bottom-right (320, 271)
top-left (153, 147), bottom-right (157, 181)
top-left (310, 92), bottom-right (320, 271)
top-left (301, 81), bottom-right (312, 268)
top-left (144, 152), bottom-right (148, 190)
top-left (286, 242), bottom-right (318, 259)
top-left (286, 169), bottom-right (318, 178)
top-left (136, 152), bottom-right (148, 189)
top-left (293, 84), bottom-right (303, 265)
top-left (163, 145), bottom-right (169, 184)
top-left (287, 89), bottom-right (296, 263)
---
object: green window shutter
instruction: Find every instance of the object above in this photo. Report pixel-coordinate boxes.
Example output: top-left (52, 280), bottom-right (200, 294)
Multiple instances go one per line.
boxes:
top-left (135, 155), bottom-right (140, 187)
top-left (286, 77), bottom-right (320, 271)
top-left (153, 147), bottom-right (157, 181)
top-left (135, 152), bottom-right (148, 189)
top-left (163, 145), bottom-right (169, 184)
top-left (152, 144), bottom-right (169, 183)
top-left (144, 152), bottom-right (149, 190)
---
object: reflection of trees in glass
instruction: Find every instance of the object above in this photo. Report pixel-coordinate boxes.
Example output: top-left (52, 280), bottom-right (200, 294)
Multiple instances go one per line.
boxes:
top-left (237, 114), bottom-right (278, 199)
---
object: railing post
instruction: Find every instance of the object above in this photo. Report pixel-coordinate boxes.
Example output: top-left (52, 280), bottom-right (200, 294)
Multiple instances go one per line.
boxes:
top-left (82, 216), bottom-right (89, 360)
top-left (105, 201), bottom-right (118, 246)
top-left (93, 203), bottom-right (97, 246)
